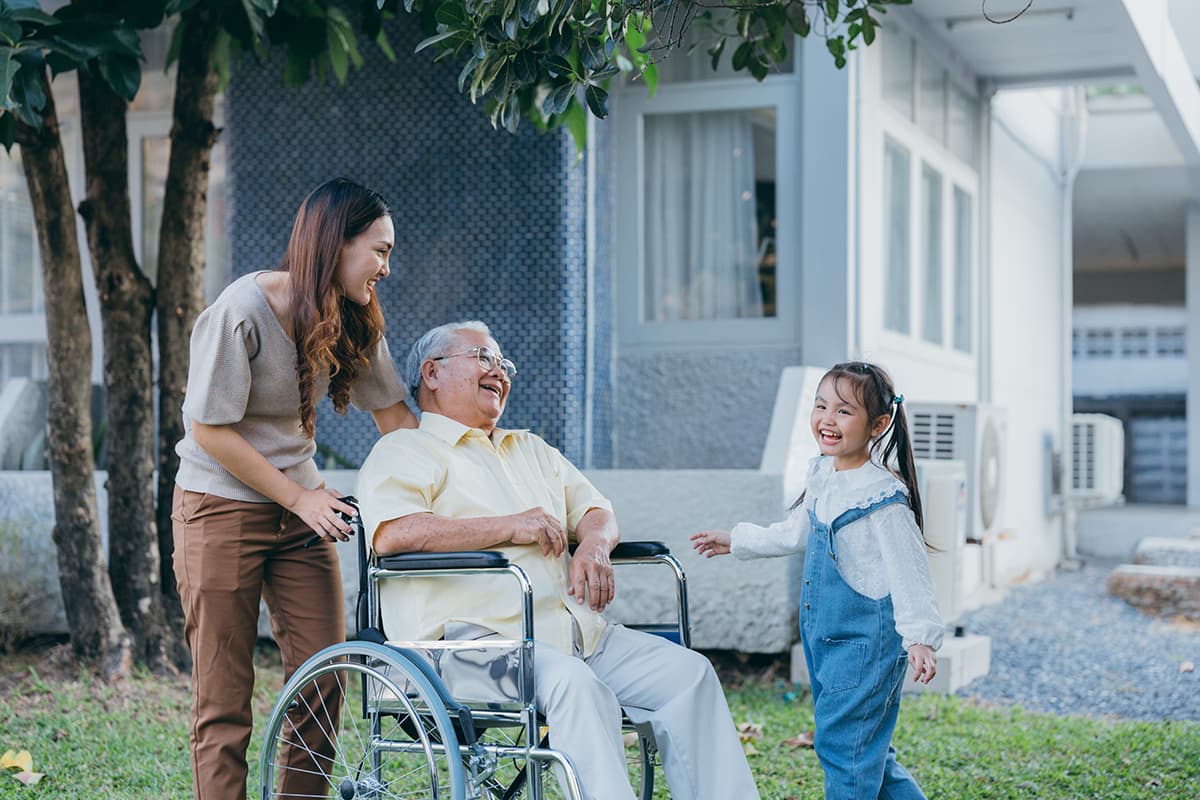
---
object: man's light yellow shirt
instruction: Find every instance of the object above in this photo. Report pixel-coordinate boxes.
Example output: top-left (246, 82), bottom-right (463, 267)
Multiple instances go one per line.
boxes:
top-left (357, 412), bottom-right (612, 657)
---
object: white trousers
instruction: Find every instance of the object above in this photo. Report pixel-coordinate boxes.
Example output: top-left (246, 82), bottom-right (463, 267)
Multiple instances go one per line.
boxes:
top-left (536, 624), bottom-right (760, 800)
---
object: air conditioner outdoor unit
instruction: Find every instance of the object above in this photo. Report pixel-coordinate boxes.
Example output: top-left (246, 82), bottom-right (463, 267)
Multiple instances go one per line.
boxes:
top-left (1069, 413), bottom-right (1124, 506)
top-left (916, 459), bottom-right (968, 623)
top-left (908, 403), bottom-right (1007, 543)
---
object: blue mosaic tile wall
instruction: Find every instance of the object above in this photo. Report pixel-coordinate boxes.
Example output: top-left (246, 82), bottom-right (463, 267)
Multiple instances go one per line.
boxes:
top-left (225, 13), bottom-right (588, 469)
top-left (589, 119), bottom-right (615, 469)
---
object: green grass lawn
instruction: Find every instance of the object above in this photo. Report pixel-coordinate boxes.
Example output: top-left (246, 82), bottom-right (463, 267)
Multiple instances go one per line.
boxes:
top-left (1, 645), bottom-right (1197, 799)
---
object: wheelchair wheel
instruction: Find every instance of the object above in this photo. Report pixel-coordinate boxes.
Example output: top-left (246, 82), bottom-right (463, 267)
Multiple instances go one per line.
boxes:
top-left (259, 641), bottom-right (465, 799)
top-left (470, 721), bottom-right (656, 799)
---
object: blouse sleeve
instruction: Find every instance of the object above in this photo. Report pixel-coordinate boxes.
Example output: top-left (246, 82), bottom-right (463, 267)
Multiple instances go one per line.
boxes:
top-left (869, 502), bottom-right (945, 650)
top-left (349, 335), bottom-right (406, 412)
top-left (729, 506), bottom-right (810, 560)
top-left (182, 301), bottom-right (257, 425)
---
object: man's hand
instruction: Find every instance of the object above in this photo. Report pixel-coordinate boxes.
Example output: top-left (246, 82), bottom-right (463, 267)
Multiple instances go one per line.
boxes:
top-left (568, 538), bottom-right (615, 611)
top-left (508, 507), bottom-right (567, 557)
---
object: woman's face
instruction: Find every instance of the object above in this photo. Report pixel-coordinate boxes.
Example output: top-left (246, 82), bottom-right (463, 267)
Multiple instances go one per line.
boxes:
top-left (334, 215), bottom-right (394, 305)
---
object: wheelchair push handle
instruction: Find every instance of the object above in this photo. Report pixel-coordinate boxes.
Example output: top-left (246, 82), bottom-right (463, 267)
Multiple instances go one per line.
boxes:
top-left (302, 495), bottom-right (360, 549)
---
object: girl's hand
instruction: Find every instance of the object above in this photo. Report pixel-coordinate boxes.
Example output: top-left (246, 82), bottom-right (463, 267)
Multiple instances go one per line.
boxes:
top-left (908, 644), bottom-right (937, 684)
top-left (691, 530), bottom-right (732, 558)
top-left (291, 488), bottom-right (357, 542)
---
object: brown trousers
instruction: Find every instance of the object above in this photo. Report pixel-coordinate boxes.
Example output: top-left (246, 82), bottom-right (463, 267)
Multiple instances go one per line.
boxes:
top-left (172, 487), bottom-right (345, 800)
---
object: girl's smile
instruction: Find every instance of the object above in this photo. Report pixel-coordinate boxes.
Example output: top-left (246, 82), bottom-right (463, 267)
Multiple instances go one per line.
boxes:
top-left (810, 375), bottom-right (891, 471)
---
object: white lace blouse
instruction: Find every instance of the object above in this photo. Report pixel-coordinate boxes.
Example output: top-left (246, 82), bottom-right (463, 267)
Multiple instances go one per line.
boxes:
top-left (729, 456), bottom-right (944, 651)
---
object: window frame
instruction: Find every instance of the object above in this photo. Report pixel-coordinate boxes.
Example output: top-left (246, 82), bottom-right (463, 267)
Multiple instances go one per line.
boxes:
top-left (877, 34), bottom-right (981, 362)
top-left (614, 73), bottom-right (801, 349)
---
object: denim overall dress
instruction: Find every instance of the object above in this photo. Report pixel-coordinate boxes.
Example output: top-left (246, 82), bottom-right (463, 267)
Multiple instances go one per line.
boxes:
top-left (799, 492), bottom-right (927, 800)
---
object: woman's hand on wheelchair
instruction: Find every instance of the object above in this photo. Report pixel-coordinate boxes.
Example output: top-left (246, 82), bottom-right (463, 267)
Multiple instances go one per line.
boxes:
top-left (292, 488), bottom-right (357, 542)
top-left (568, 540), bottom-right (615, 611)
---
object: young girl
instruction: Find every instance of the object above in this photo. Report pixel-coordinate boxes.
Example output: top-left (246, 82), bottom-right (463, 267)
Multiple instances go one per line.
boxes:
top-left (692, 361), bottom-right (942, 800)
top-left (171, 178), bottom-right (416, 800)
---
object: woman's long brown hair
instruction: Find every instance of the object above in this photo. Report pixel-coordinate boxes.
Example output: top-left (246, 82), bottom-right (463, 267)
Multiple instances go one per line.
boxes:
top-left (281, 178), bottom-right (390, 438)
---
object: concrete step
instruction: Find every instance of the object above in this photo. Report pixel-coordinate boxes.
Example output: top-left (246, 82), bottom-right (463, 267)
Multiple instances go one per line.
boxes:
top-left (1133, 537), bottom-right (1200, 569)
top-left (789, 632), bottom-right (991, 695)
top-left (1107, 564), bottom-right (1200, 621)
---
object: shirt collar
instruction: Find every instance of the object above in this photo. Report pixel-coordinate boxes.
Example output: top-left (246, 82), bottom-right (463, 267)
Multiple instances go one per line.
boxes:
top-left (418, 411), bottom-right (527, 447)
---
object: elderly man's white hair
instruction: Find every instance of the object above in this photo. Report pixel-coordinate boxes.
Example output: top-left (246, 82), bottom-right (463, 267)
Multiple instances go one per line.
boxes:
top-left (404, 320), bottom-right (495, 399)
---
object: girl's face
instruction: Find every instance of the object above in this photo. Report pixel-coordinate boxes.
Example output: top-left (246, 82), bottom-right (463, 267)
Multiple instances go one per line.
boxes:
top-left (809, 375), bottom-right (891, 471)
top-left (334, 215), bottom-right (394, 305)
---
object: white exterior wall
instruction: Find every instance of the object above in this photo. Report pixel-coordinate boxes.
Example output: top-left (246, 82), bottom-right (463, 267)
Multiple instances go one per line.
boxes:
top-left (989, 89), bottom-right (1071, 576)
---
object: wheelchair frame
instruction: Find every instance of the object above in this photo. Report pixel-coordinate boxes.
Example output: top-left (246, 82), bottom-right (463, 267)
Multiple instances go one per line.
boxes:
top-left (258, 508), bottom-right (691, 800)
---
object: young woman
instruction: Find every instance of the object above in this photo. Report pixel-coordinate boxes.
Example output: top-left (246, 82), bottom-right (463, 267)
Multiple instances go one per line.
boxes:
top-left (171, 177), bottom-right (415, 799)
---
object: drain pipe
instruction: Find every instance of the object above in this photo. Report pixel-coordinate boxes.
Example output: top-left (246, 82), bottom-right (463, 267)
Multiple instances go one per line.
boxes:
top-left (1060, 87), bottom-right (1088, 563)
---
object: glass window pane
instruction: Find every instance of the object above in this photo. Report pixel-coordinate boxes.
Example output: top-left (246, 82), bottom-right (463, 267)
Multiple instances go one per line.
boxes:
top-left (921, 165), bottom-right (943, 344)
top-left (642, 108), bottom-right (776, 321)
top-left (918, 57), bottom-right (946, 144)
top-left (882, 29), bottom-right (915, 120)
top-left (948, 84), bottom-right (977, 165)
top-left (953, 187), bottom-right (972, 352)
top-left (884, 138), bottom-right (911, 333)
top-left (0, 151), bottom-right (42, 315)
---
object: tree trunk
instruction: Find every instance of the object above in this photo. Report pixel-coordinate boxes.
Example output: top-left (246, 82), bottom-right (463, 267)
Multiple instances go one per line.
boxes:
top-left (15, 69), bottom-right (131, 680)
top-left (155, 5), bottom-right (222, 671)
top-left (77, 70), bottom-right (171, 673)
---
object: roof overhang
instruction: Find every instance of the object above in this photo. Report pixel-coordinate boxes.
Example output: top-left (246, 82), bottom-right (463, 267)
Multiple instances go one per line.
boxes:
top-left (900, 0), bottom-right (1200, 171)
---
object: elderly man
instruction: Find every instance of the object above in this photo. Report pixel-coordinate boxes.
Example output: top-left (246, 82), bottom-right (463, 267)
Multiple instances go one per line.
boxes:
top-left (356, 320), bottom-right (759, 800)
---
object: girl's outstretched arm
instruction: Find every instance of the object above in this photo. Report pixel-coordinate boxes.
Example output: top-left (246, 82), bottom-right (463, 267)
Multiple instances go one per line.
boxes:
top-left (691, 530), bottom-right (731, 558)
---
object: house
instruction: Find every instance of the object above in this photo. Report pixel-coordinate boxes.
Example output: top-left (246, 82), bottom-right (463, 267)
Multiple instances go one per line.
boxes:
top-left (3, 0), bottom-right (1198, 655)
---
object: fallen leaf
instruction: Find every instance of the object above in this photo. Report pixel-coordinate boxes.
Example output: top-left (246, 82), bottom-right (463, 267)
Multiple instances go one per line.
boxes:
top-left (0, 751), bottom-right (32, 772)
top-left (1180, 661), bottom-right (1195, 674)
top-left (742, 743), bottom-right (759, 756)
top-left (736, 722), bottom-right (763, 742)
top-left (781, 730), bottom-right (816, 749)
top-left (621, 732), bottom-right (639, 748)
top-left (13, 771), bottom-right (44, 787)
top-left (51, 730), bottom-right (68, 743)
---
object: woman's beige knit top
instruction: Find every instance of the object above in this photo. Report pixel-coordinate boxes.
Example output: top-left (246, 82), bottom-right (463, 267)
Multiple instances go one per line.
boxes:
top-left (174, 271), bottom-right (404, 502)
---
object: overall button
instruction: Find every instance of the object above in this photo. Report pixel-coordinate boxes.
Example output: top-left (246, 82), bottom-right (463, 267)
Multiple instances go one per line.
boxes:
top-left (803, 603), bottom-right (810, 609)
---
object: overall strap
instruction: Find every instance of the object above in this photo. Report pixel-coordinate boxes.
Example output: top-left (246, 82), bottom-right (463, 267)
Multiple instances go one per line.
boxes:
top-left (829, 491), bottom-right (910, 535)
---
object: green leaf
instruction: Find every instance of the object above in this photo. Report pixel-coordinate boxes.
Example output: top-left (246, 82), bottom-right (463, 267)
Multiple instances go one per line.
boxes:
top-left (641, 61), bottom-right (657, 96)
top-left (708, 37), bottom-right (724, 71)
top-left (583, 81), bottom-right (606, 117)
top-left (0, 110), bottom-right (15, 150)
top-left (825, 0), bottom-right (839, 22)
top-left (415, 29), bottom-right (458, 53)
top-left (97, 53), bottom-right (140, 101)
top-left (542, 80), bottom-right (574, 115)
top-left (731, 40), bottom-right (751, 72)
top-left (0, 19), bottom-right (22, 46)
top-left (374, 28), bottom-right (395, 61)
top-left (457, 55), bottom-right (478, 91)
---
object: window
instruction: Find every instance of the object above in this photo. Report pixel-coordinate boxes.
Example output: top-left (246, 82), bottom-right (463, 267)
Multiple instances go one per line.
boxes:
top-left (0, 152), bottom-right (42, 317)
top-left (879, 25), bottom-right (979, 356)
top-left (615, 45), bottom-right (797, 346)
top-left (1155, 327), bottom-right (1185, 357)
top-left (952, 187), bottom-right (973, 352)
top-left (920, 165), bottom-right (943, 344)
top-left (1084, 329), bottom-right (1115, 358)
top-left (883, 138), bottom-right (911, 333)
top-left (642, 108), bottom-right (776, 321)
top-left (1119, 328), bottom-right (1150, 357)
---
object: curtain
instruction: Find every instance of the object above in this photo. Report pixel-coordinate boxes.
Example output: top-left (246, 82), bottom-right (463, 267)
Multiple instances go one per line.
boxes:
top-left (643, 111), bottom-right (764, 321)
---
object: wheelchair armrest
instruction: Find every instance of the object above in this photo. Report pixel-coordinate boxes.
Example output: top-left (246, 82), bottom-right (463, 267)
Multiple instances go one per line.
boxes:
top-left (377, 551), bottom-right (510, 571)
top-left (567, 540), bottom-right (670, 558)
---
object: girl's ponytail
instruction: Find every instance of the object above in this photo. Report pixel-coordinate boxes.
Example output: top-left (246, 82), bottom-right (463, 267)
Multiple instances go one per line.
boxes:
top-left (879, 397), bottom-right (925, 535)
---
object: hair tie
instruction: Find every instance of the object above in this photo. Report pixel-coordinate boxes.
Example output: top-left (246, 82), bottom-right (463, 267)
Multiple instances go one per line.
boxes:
top-left (893, 394), bottom-right (904, 406)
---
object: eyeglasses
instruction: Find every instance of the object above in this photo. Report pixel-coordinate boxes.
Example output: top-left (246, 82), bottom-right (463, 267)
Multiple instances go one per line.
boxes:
top-left (430, 346), bottom-right (517, 381)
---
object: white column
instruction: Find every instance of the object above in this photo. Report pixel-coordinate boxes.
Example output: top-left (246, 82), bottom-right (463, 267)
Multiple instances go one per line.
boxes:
top-left (1186, 204), bottom-right (1200, 506)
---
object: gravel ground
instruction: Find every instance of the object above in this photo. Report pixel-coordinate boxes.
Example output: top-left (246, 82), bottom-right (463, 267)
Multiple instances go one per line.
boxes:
top-left (953, 565), bottom-right (1200, 721)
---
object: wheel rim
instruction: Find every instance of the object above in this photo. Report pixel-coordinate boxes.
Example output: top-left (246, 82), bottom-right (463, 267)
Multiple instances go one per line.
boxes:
top-left (260, 649), bottom-right (460, 799)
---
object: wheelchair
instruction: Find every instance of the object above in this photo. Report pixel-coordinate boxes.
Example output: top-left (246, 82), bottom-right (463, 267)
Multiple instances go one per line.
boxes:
top-left (257, 506), bottom-right (692, 800)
